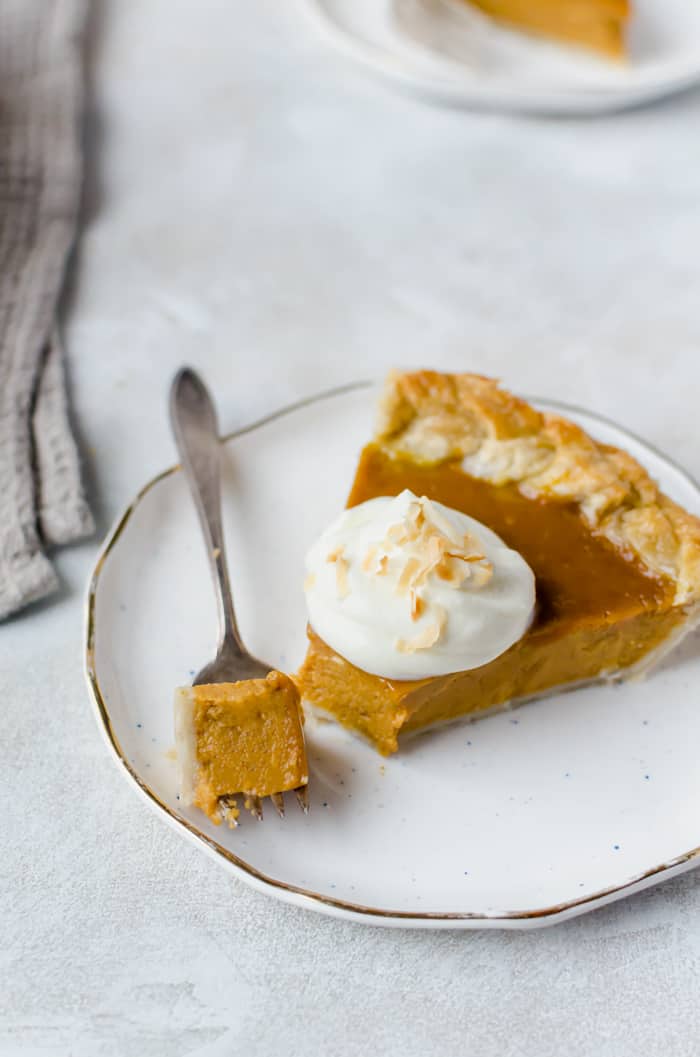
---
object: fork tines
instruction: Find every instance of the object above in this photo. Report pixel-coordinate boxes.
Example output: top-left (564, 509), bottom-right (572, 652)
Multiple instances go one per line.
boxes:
top-left (295, 785), bottom-right (309, 814)
top-left (218, 794), bottom-right (240, 828)
top-left (217, 786), bottom-right (309, 825)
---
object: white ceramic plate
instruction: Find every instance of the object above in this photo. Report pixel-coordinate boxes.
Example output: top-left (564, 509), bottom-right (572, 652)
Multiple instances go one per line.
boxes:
top-left (85, 383), bottom-right (700, 929)
top-left (304, 0), bottom-right (700, 115)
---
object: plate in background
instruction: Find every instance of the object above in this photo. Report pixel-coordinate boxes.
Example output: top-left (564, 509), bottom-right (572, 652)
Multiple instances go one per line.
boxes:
top-left (304, 0), bottom-right (700, 115)
top-left (85, 383), bottom-right (700, 928)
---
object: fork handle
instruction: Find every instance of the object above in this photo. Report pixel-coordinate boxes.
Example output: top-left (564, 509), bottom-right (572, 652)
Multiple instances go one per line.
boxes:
top-left (169, 367), bottom-right (246, 660)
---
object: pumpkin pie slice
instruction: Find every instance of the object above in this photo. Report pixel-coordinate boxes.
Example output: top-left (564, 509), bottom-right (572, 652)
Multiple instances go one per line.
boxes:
top-left (297, 370), bottom-right (700, 755)
top-left (464, 0), bottom-right (631, 59)
top-left (175, 671), bottom-right (308, 825)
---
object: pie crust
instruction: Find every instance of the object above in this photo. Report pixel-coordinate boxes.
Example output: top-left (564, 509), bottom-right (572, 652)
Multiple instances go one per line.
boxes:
top-left (377, 370), bottom-right (700, 606)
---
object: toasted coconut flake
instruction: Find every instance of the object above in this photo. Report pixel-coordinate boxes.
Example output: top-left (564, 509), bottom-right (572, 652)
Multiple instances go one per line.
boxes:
top-left (410, 535), bottom-right (446, 587)
top-left (326, 545), bottom-right (345, 563)
top-left (410, 589), bottom-right (425, 621)
top-left (436, 556), bottom-right (469, 586)
top-left (426, 534), bottom-right (447, 564)
top-left (304, 572), bottom-right (316, 591)
top-left (386, 523), bottom-right (409, 545)
top-left (470, 562), bottom-right (494, 588)
top-left (396, 623), bottom-right (440, 653)
top-left (420, 497), bottom-right (463, 545)
top-left (335, 556), bottom-right (350, 598)
top-left (403, 500), bottom-right (426, 540)
top-left (463, 531), bottom-right (482, 552)
top-left (396, 605), bottom-right (446, 653)
top-left (396, 555), bottom-right (422, 595)
top-left (362, 545), bottom-right (378, 573)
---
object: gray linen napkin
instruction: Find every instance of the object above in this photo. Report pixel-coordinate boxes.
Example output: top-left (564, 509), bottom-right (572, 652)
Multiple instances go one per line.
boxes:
top-left (0, 0), bottom-right (93, 620)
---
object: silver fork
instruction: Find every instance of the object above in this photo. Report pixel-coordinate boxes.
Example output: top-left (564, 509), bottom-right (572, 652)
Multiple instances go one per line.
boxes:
top-left (169, 367), bottom-right (308, 823)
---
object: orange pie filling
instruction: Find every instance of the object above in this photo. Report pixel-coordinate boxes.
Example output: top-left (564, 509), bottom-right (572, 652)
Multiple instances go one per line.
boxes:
top-left (297, 371), bottom-right (700, 757)
top-left (464, 0), bottom-right (630, 59)
top-left (175, 671), bottom-right (308, 824)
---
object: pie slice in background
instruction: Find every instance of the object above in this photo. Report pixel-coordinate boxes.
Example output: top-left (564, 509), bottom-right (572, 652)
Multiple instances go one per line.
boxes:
top-left (464, 0), bottom-right (631, 59)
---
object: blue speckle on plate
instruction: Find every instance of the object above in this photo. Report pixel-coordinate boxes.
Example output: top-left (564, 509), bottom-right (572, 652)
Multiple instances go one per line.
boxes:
top-left (136, 723), bottom-right (142, 729)
top-left (509, 719), bottom-right (519, 725)
top-left (644, 774), bottom-right (650, 780)
top-left (613, 844), bottom-right (621, 851)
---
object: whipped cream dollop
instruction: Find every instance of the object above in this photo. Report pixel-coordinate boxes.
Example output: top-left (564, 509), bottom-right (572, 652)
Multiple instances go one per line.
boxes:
top-left (303, 490), bottom-right (536, 680)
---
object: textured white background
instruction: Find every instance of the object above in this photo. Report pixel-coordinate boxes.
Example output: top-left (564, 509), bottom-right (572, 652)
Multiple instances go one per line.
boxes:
top-left (3, 1), bottom-right (700, 1053)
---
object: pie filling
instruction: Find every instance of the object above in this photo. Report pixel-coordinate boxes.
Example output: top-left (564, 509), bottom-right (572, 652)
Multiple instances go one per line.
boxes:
top-left (175, 672), bottom-right (308, 822)
top-left (349, 445), bottom-right (673, 625)
top-left (297, 444), bottom-right (684, 756)
top-left (464, 0), bottom-right (630, 58)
